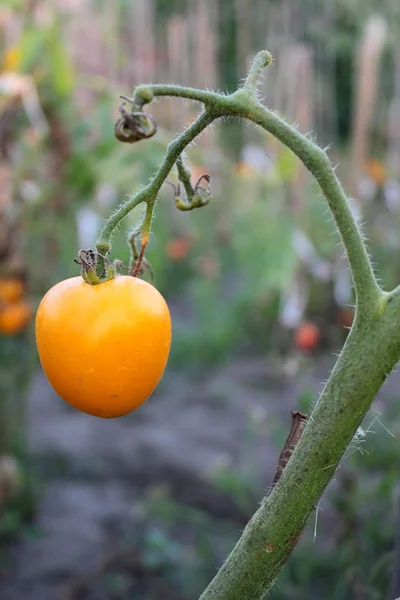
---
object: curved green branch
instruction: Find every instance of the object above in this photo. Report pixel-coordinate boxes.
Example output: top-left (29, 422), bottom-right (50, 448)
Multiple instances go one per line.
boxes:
top-left (229, 92), bottom-right (380, 306)
top-left (93, 51), bottom-right (400, 599)
top-left (134, 84), bottom-right (221, 109)
top-left (95, 110), bottom-right (214, 256)
top-left (118, 52), bottom-right (379, 305)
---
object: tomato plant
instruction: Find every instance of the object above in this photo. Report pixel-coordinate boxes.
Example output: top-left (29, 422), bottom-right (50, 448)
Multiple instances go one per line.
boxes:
top-left (29, 39), bottom-right (400, 599)
top-left (35, 275), bottom-right (171, 418)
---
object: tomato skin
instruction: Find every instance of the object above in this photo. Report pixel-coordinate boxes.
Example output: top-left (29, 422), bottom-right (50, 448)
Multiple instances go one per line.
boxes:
top-left (295, 322), bottom-right (320, 352)
top-left (35, 276), bottom-right (172, 418)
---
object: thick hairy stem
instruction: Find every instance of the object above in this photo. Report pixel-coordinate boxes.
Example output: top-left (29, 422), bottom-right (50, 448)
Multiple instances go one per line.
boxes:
top-left (231, 95), bottom-right (380, 306)
top-left (131, 200), bottom-right (153, 277)
top-left (95, 194), bottom-right (145, 257)
top-left (133, 84), bottom-right (220, 109)
top-left (200, 291), bottom-right (400, 600)
top-left (95, 110), bottom-right (214, 255)
top-left (98, 51), bottom-right (400, 599)
top-left (192, 89), bottom-right (379, 306)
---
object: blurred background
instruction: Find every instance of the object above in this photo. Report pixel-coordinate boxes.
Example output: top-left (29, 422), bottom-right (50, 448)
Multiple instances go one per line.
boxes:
top-left (1, 0), bottom-right (400, 599)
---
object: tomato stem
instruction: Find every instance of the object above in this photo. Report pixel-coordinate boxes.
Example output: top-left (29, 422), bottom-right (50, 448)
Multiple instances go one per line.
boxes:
top-left (130, 200), bottom-right (153, 277)
top-left (173, 156), bottom-right (211, 211)
top-left (242, 49), bottom-right (273, 95)
top-left (94, 110), bottom-right (214, 262)
top-left (105, 50), bottom-right (379, 305)
top-left (89, 51), bottom-right (400, 598)
top-left (131, 240), bottom-right (147, 277)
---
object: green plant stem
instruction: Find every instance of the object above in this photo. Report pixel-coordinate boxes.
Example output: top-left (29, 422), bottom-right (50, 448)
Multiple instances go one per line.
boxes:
top-left (95, 194), bottom-right (145, 256)
top-left (230, 93), bottom-right (380, 306)
top-left (95, 110), bottom-right (214, 255)
top-left (141, 199), bottom-right (154, 243)
top-left (200, 291), bottom-right (400, 600)
top-left (176, 155), bottom-right (194, 200)
top-left (131, 83), bottom-right (379, 305)
top-left (133, 84), bottom-right (221, 108)
top-left (96, 51), bottom-right (400, 598)
top-left (242, 50), bottom-right (273, 94)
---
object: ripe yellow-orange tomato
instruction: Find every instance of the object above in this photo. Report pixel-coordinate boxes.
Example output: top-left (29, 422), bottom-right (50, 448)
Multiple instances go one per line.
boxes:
top-left (0, 300), bottom-right (32, 335)
top-left (35, 276), bottom-right (172, 418)
top-left (0, 278), bottom-right (24, 304)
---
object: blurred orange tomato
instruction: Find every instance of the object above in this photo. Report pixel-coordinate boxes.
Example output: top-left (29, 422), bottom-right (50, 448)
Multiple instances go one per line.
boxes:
top-left (366, 158), bottom-right (387, 186)
top-left (0, 300), bottom-right (32, 335)
top-left (0, 278), bottom-right (24, 304)
top-left (166, 237), bottom-right (192, 261)
top-left (295, 322), bottom-right (320, 352)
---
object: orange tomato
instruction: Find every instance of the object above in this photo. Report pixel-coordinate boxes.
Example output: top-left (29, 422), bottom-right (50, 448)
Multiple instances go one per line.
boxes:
top-left (0, 278), bottom-right (24, 304)
top-left (0, 300), bottom-right (32, 335)
top-left (35, 276), bottom-right (171, 418)
top-left (295, 322), bottom-right (320, 352)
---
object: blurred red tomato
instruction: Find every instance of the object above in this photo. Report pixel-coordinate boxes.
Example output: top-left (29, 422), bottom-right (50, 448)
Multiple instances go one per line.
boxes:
top-left (295, 322), bottom-right (320, 352)
top-left (165, 236), bottom-right (192, 261)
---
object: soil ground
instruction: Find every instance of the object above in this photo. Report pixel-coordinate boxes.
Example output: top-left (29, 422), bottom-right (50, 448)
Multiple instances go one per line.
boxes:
top-left (1, 354), bottom-right (399, 600)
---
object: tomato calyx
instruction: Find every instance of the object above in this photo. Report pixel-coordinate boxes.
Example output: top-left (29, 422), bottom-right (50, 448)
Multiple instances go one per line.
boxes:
top-left (168, 156), bottom-right (212, 212)
top-left (114, 97), bottom-right (157, 144)
top-left (74, 249), bottom-right (116, 285)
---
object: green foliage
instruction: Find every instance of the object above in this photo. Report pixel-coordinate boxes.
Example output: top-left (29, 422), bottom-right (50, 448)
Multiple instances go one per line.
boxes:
top-left (0, 336), bottom-right (38, 550)
top-left (0, 334), bottom-right (36, 454)
top-left (134, 489), bottom-right (238, 597)
top-left (0, 446), bottom-right (38, 550)
top-left (155, 0), bottom-right (188, 16)
top-left (17, 18), bottom-right (75, 99)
